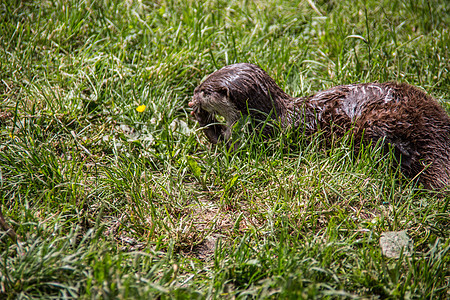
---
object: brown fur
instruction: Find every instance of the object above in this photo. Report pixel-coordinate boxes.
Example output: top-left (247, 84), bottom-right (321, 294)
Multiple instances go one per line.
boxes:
top-left (189, 63), bottom-right (450, 190)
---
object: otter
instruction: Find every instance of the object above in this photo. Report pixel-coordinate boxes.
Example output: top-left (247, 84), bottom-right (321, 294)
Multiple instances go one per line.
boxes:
top-left (189, 63), bottom-right (450, 190)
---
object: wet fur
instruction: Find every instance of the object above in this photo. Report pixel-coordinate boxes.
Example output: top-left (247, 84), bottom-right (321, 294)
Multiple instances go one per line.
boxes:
top-left (190, 63), bottom-right (450, 190)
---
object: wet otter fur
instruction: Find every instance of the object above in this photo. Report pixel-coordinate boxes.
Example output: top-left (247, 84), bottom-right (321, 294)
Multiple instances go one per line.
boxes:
top-left (189, 63), bottom-right (450, 190)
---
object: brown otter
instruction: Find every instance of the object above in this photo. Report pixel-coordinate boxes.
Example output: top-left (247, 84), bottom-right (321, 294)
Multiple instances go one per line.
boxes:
top-left (189, 63), bottom-right (450, 190)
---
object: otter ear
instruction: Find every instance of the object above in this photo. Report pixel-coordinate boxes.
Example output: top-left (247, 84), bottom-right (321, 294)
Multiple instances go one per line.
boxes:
top-left (218, 86), bottom-right (230, 98)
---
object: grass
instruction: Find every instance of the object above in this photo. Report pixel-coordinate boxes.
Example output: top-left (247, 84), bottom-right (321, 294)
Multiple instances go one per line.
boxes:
top-left (0, 0), bottom-right (449, 298)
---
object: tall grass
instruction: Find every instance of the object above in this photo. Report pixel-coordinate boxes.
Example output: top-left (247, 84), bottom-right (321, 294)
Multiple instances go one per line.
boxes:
top-left (0, 0), bottom-right (449, 298)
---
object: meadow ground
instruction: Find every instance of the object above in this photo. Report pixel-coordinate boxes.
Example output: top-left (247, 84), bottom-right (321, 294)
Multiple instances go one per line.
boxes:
top-left (0, 0), bottom-right (449, 298)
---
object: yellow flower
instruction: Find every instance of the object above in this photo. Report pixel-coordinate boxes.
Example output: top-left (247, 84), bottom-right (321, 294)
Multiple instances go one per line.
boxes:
top-left (136, 104), bottom-right (146, 113)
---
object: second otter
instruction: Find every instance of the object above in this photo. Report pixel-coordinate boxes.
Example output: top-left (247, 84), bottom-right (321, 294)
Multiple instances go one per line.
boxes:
top-left (189, 63), bottom-right (450, 190)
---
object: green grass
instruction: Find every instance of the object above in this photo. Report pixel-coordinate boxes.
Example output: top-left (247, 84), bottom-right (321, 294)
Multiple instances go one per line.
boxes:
top-left (1, 0), bottom-right (449, 298)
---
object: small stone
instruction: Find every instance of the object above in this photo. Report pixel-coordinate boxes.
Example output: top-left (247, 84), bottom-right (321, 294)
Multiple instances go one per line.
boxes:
top-left (380, 230), bottom-right (413, 258)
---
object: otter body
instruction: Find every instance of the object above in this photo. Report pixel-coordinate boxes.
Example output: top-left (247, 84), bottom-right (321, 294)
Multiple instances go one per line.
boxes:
top-left (189, 63), bottom-right (450, 190)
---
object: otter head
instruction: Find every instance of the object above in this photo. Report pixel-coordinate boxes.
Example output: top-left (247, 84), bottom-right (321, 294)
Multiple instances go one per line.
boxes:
top-left (189, 63), bottom-right (291, 143)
